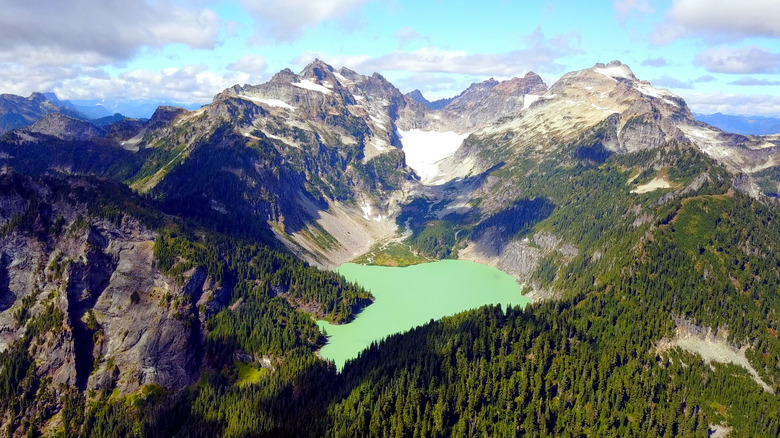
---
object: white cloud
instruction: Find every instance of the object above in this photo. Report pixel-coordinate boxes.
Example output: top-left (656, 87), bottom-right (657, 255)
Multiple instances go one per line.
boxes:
top-left (0, 62), bottom-right (246, 103)
top-left (224, 20), bottom-right (245, 38)
top-left (394, 27), bottom-right (430, 48)
top-left (241, 0), bottom-right (369, 42)
top-left (641, 57), bottom-right (668, 67)
top-left (295, 28), bottom-right (581, 77)
top-left (614, 0), bottom-right (654, 24)
top-left (0, 1), bottom-right (220, 65)
top-left (680, 91), bottom-right (780, 116)
top-left (651, 74), bottom-right (694, 89)
top-left (653, 0), bottom-right (780, 43)
top-left (227, 54), bottom-right (268, 74)
top-left (0, 1), bottom-right (226, 102)
top-left (226, 54), bottom-right (268, 85)
top-left (694, 46), bottom-right (780, 74)
top-left (729, 77), bottom-right (780, 86)
top-left (292, 52), bottom-right (374, 71)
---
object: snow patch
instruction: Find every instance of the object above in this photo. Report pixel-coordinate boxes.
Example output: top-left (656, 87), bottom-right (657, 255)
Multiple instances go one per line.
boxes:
top-left (239, 96), bottom-right (295, 110)
top-left (594, 65), bottom-right (634, 81)
top-left (258, 130), bottom-right (298, 148)
top-left (397, 129), bottom-right (470, 185)
top-left (634, 82), bottom-right (677, 105)
top-left (360, 202), bottom-right (385, 222)
top-left (680, 125), bottom-right (730, 159)
top-left (591, 103), bottom-right (618, 113)
top-left (360, 203), bottom-right (372, 220)
top-left (369, 137), bottom-right (388, 152)
top-left (292, 79), bottom-right (333, 94)
top-left (522, 94), bottom-right (542, 110)
top-left (370, 116), bottom-right (387, 130)
top-left (258, 98), bottom-right (294, 110)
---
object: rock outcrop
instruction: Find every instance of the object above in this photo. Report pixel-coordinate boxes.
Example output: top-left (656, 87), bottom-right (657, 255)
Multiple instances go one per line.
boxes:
top-left (0, 171), bottom-right (209, 395)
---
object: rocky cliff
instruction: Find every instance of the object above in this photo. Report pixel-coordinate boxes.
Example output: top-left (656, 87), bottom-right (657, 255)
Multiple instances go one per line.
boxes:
top-left (0, 171), bottom-right (207, 398)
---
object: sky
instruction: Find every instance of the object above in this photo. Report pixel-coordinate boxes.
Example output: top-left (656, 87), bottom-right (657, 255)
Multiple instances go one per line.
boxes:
top-left (2, 0), bottom-right (780, 116)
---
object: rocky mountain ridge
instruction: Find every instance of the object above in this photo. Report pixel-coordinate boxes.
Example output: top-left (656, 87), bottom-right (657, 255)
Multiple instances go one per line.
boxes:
top-left (2, 59), bottom-right (780, 437)
top-left (0, 92), bottom-right (85, 134)
top-left (3, 60), bottom-right (780, 271)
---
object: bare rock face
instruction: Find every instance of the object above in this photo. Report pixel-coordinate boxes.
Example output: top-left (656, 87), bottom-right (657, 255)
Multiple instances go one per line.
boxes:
top-left (441, 73), bottom-right (549, 130)
top-left (459, 231), bottom-right (578, 302)
top-left (147, 105), bottom-right (189, 130)
top-left (0, 173), bottom-right (209, 395)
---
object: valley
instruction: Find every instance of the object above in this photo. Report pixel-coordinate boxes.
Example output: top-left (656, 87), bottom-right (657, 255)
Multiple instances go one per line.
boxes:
top-left (0, 58), bottom-right (779, 437)
top-left (316, 260), bottom-right (529, 370)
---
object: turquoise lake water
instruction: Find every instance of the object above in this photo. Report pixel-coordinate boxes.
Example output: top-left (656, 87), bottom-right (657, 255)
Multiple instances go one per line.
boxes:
top-left (316, 260), bottom-right (529, 370)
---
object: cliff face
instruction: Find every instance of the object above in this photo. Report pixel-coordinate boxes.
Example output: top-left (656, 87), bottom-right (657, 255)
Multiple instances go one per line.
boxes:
top-left (0, 171), bottom-right (209, 396)
top-left (440, 72), bottom-right (549, 130)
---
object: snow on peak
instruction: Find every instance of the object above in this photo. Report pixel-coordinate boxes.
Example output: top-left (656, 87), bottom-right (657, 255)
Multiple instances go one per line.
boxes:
top-left (397, 129), bottom-right (470, 185)
top-left (292, 79), bottom-right (333, 94)
top-left (634, 82), bottom-right (678, 106)
top-left (593, 64), bottom-right (635, 81)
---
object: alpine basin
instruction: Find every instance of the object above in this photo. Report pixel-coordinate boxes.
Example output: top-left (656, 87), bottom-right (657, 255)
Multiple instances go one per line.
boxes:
top-left (316, 260), bottom-right (529, 370)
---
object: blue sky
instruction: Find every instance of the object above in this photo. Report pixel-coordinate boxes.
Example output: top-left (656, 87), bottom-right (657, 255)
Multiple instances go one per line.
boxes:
top-left (2, 0), bottom-right (780, 115)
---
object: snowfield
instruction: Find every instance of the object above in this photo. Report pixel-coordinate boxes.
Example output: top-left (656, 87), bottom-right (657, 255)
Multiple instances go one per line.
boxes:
top-left (239, 96), bottom-right (295, 110)
top-left (292, 79), bottom-right (333, 94)
top-left (593, 65), bottom-right (634, 81)
top-left (397, 129), bottom-right (470, 185)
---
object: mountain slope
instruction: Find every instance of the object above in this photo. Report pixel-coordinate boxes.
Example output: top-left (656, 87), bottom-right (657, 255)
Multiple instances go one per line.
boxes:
top-left (0, 92), bottom-right (85, 134)
top-left (0, 169), bottom-right (374, 436)
top-left (0, 60), bottom-right (780, 437)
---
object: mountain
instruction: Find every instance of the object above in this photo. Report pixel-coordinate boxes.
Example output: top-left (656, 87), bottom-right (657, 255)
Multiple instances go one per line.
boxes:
top-left (405, 89), bottom-right (454, 109)
top-left (1, 59), bottom-right (780, 436)
top-left (695, 112), bottom-right (780, 135)
top-left (0, 168), bottom-right (372, 435)
top-left (439, 72), bottom-right (548, 129)
top-left (407, 72), bottom-right (549, 128)
top-left (0, 92), bottom-right (85, 134)
top-left (6, 59), bottom-right (780, 285)
top-left (67, 98), bottom-right (205, 119)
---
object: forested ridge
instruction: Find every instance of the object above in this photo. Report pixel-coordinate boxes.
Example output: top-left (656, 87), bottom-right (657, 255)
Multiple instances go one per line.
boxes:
top-left (1, 136), bottom-right (779, 437)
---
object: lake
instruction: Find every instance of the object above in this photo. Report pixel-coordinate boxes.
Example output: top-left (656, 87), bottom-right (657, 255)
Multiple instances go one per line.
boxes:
top-left (316, 260), bottom-right (529, 370)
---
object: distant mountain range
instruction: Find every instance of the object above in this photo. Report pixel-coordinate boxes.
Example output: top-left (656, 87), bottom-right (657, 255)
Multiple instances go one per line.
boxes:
top-left (66, 97), bottom-right (204, 119)
top-left (694, 112), bottom-right (780, 136)
top-left (0, 92), bottom-right (205, 134)
top-left (405, 89), bottom-right (454, 109)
